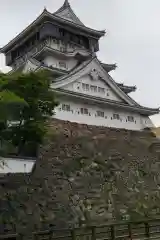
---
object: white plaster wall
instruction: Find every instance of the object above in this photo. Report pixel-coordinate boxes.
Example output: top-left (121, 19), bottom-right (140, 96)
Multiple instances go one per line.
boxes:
top-left (23, 60), bottom-right (37, 73)
top-left (54, 99), bottom-right (150, 131)
top-left (49, 39), bottom-right (61, 51)
top-left (62, 75), bottom-right (123, 102)
top-left (0, 158), bottom-right (35, 174)
top-left (43, 55), bottom-right (77, 71)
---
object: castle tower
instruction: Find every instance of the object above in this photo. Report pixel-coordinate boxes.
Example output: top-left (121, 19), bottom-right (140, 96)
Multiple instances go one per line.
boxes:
top-left (0, 0), bottom-right (159, 131)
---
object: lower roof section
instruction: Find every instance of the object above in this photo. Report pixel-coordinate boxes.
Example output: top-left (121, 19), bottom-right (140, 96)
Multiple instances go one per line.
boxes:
top-left (7, 56), bottom-right (159, 117)
top-left (54, 88), bottom-right (159, 116)
top-left (117, 83), bottom-right (137, 94)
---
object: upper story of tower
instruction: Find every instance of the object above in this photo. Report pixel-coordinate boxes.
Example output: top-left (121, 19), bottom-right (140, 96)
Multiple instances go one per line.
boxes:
top-left (0, 0), bottom-right (105, 68)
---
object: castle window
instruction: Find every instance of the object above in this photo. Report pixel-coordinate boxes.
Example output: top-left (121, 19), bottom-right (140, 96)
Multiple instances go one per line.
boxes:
top-left (62, 104), bottom-right (70, 112)
top-left (59, 28), bottom-right (65, 37)
top-left (98, 87), bottom-right (105, 94)
top-left (80, 108), bottom-right (88, 115)
top-left (82, 83), bottom-right (89, 91)
top-left (128, 116), bottom-right (134, 122)
top-left (90, 85), bottom-right (97, 92)
top-left (97, 111), bottom-right (104, 118)
top-left (59, 61), bottom-right (66, 68)
top-left (113, 113), bottom-right (120, 120)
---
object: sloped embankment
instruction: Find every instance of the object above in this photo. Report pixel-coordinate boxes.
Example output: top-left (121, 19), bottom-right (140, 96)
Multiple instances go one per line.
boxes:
top-left (0, 119), bottom-right (160, 234)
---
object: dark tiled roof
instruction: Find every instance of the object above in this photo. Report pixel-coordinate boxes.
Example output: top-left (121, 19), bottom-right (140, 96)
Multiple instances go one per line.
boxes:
top-left (101, 63), bottom-right (117, 72)
top-left (54, 0), bottom-right (85, 26)
top-left (117, 83), bottom-right (137, 94)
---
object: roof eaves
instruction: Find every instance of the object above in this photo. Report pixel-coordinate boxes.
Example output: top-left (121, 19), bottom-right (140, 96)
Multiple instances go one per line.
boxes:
top-left (37, 65), bottom-right (68, 75)
top-left (0, 10), bottom-right (47, 54)
top-left (139, 106), bottom-right (160, 115)
top-left (102, 63), bottom-right (117, 72)
top-left (54, 88), bottom-right (160, 116)
top-left (1, 10), bottom-right (105, 53)
top-left (117, 83), bottom-right (137, 93)
top-left (33, 45), bottom-right (91, 60)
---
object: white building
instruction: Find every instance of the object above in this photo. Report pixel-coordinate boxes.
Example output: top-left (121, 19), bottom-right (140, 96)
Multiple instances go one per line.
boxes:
top-left (0, 157), bottom-right (36, 174)
top-left (0, 0), bottom-right (159, 132)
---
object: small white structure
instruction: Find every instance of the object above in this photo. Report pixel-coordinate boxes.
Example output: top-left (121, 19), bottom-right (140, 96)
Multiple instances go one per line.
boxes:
top-left (0, 157), bottom-right (36, 174)
top-left (0, 0), bottom-right (159, 131)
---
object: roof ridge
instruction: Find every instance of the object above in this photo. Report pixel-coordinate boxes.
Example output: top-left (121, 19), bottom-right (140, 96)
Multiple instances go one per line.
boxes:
top-left (53, 0), bottom-right (85, 26)
top-left (54, 0), bottom-right (70, 15)
top-left (63, 0), bottom-right (70, 8)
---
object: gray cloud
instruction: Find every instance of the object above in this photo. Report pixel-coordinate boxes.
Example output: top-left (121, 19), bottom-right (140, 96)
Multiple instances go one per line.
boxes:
top-left (0, 0), bottom-right (160, 125)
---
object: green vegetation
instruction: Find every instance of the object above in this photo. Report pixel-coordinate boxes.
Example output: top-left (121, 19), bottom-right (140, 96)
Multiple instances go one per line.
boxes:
top-left (0, 71), bottom-right (58, 157)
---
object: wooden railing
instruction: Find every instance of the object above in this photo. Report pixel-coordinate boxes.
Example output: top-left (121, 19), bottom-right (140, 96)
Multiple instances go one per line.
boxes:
top-left (1, 218), bottom-right (160, 240)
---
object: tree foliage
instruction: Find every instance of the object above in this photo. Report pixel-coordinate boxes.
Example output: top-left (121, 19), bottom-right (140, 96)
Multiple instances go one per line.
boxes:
top-left (0, 70), bottom-right (58, 157)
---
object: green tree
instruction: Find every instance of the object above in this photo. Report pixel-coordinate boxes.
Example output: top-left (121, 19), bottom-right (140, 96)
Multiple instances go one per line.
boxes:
top-left (0, 70), bottom-right (58, 157)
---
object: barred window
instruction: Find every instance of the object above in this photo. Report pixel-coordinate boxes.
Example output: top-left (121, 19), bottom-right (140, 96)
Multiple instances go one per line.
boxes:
top-left (80, 108), bottom-right (89, 115)
top-left (82, 83), bottom-right (89, 91)
top-left (98, 87), bottom-right (105, 93)
top-left (113, 113), bottom-right (120, 120)
top-left (127, 116), bottom-right (134, 122)
top-left (97, 111), bottom-right (104, 118)
top-left (90, 85), bottom-right (97, 92)
top-left (62, 104), bottom-right (70, 112)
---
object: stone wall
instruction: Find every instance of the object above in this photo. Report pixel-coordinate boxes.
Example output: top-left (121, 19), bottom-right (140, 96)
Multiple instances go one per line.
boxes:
top-left (0, 119), bottom-right (160, 234)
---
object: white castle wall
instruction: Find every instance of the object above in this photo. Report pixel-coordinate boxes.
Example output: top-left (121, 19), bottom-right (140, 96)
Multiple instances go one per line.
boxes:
top-left (43, 55), bottom-right (77, 71)
top-left (63, 75), bottom-right (123, 102)
top-left (0, 157), bottom-right (36, 174)
top-left (54, 99), bottom-right (154, 130)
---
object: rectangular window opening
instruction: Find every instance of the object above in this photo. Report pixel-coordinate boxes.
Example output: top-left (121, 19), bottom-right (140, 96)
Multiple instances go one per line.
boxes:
top-left (113, 113), bottom-right (120, 120)
top-left (127, 116), bottom-right (134, 122)
top-left (90, 85), bottom-right (97, 92)
top-left (80, 108), bottom-right (89, 115)
top-left (98, 87), bottom-right (105, 93)
top-left (97, 111), bottom-right (105, 118)
top-left (62, 104), bottom-right (70, 112)
top-left (82, 83), bottom-right (89, 91)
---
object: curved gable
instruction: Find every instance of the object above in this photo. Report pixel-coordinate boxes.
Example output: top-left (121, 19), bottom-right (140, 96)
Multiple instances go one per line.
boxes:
top-left (52, 57), bottom-right (138, 106)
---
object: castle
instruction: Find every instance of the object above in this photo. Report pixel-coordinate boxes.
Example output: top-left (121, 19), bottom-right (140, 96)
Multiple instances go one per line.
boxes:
top-left (1, 0), bottom-right (159, 131)
top-left (1, 2), bottom-right (160, 231)
top-left (0, 0), bottom-right (159, 174)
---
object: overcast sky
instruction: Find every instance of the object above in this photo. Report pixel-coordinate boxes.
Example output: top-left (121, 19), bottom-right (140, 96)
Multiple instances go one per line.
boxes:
top-left (0, 0), bottom-right (160, 125)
